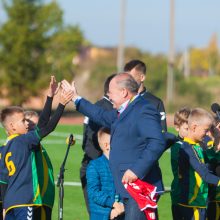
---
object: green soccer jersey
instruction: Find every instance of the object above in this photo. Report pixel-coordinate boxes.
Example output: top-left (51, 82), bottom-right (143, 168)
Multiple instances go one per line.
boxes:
top-left (0, 132), bottom-right (43, 213)
top-left (178, 138), bottom-right (209, 208)
top-left (35, 145), bottom-right (55, 208)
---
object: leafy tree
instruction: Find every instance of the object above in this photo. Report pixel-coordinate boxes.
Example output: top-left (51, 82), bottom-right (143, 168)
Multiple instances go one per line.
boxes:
top-left (207, 33), bottom-right (219, 75)
top-left (190, 48), bottom-right (209, 74)
top-left (142, 53), bottom-right (168, 100)
top-left (46, 25), bottom-right (84, 81)
top-left (0, 0), bottom-right (84, 105)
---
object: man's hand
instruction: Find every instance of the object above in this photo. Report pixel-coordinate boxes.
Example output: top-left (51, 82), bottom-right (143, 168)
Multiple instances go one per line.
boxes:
top-left (59, 89), bottom-right (74, 106)
top-left (122, 169), bottom-right (138, 183)
top-left (61, 80), bottom-right (79, 101)
top-left (61, 79), bottom-right (72, 91)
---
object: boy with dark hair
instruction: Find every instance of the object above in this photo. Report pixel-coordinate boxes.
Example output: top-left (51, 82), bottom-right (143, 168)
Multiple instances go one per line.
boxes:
top-left (124, 59), bottom-right (167, 132)
top-left (86, 127), bottom-right (124, 220)
top-left (124, 60), bottom-right (146, 75)
top-left (175, 108), bottom-right (220, 220)
top-left (170, 107), bottom-right (191, 219)
top-left (0, 76), bottom-right (73, 220)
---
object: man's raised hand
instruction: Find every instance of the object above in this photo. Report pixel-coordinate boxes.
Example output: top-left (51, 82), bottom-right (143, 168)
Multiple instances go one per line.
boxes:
top-left (61, 79), bottom-right (79, 101)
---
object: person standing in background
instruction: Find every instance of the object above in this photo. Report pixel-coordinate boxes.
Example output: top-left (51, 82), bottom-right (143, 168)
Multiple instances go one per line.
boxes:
top-left (124, 59), bottom-right (167, 132)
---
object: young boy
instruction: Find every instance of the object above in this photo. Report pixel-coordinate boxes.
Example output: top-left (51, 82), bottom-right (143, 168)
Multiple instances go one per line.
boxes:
top-left (86, 127), bottom-right (124, 220)
top-left (170, 107), bottom-right (191, 219)
top-left (24, 110), bottom-right (55, 220)
top-left (0, 77), bottom-right (73, 220)
top-left (175, 108), bottom-right (220, 220)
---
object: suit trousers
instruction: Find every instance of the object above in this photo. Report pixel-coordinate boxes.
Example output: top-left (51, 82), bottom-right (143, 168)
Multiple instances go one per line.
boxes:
top-left (123, 197), bottom-right (147, 220)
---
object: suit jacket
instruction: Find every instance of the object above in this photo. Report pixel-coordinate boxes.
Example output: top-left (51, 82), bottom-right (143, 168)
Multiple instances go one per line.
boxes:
top-left (140, 88), bottom-right (167, 132)
top-left (76, 96), bottom-right (166, 198)
top-left (82, 96), bottom-right (113, 161)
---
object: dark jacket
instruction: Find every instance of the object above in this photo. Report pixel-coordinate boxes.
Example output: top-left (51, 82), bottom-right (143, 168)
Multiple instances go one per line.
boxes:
top-left (82, 96), bottom-right (113, 161)
top-left (140, 88), bottom-right (167, 132)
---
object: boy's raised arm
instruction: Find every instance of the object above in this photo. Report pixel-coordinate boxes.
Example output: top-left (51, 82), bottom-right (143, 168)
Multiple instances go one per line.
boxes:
top-left (182, 144), bottom-right (220, 185)
top-left (38, 76), bottom-right (60, 128)
top-left (37, 89), bottom-right (73, 139)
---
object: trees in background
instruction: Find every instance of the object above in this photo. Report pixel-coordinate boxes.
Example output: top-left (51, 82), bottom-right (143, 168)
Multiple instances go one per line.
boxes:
top-left (73, 44), bottom-right (220, 111)
top-left (0, 0), bottom-right (84, 105)
top-left (0, 1), bottom-right (219, 110)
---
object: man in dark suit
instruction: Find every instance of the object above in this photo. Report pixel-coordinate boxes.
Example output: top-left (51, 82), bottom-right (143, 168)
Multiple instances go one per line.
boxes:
top-left (124, 59), bottom-right (167, 132)
top-left (62, 73), bottom-right (166, 220)
top-left (80, 74), bottom-right (115, 211)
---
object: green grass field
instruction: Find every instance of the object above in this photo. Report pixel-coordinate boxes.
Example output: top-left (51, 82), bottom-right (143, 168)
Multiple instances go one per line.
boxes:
top-left (0, 125), bottom-right (175, 220)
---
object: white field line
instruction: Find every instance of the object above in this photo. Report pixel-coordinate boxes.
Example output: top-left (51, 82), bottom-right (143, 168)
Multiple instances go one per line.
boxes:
top-left (0, 128), bottom-right (171, 190)
top-left (0, 139), bottom-right (82, 145)
top-left (55, 181), bottom-right (171, 191)
top-left (43, 132), bottom-right (83, 145)
top-left (55, 181), bottom-right (82, 186)
top-left (50, 132), bottom-right (83, 140)
top-left (0, 133), bottom-right (83, 145)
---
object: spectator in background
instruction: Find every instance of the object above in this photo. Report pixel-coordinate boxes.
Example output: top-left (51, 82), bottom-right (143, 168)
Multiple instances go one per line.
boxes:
top-left (124, 59), bottom-right (167, 132)
top-left (80, 74), bottom-right (115, 211)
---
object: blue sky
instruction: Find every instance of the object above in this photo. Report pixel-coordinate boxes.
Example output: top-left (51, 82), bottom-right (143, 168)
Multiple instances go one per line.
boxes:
top-left (1, 0), bottom-right (219, 54)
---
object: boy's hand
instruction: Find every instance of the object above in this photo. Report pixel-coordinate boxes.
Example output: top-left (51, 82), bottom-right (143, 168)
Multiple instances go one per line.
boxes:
top-left (48, 75), bottom-right (60, 97)
top-left (59, 89), bottom-right (74, 106)
top-left (113, 202), bottom-right (124, 215)
top-left (110, 208), bottom-right (119, 219)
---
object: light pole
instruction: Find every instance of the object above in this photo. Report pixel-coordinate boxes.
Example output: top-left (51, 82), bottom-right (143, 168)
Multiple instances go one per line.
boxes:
top-left (166, 0), bottom-right (175, 103)
top-left (117, 0), bottom-right (126, 72)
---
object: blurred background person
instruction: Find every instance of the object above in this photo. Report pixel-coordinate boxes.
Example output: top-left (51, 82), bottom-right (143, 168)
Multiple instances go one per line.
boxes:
top-left (124, 59), bottom-right (167, 132)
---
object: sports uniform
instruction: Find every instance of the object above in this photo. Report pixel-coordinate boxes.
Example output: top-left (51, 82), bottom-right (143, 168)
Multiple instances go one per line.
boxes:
top-left (175, 138), bottom-right (220, 220)
top-left (0, 101), bottom-right (64, 220)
